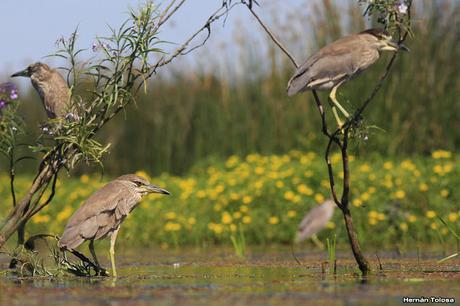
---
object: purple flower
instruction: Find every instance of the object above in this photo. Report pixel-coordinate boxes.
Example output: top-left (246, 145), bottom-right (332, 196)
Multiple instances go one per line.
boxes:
top-left (10, 89), bottom-right (18, 100)
top-left (0, 99), bottom-right (6, 109)
top-left (397, 1), bottom-right (408, 14)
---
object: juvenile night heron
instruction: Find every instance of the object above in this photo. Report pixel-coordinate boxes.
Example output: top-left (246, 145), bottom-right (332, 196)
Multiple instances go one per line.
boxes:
top-left (295, 199), bottom-right (335, 248)
top-left (287, 29), bottom-right (409, 127)
top-left (58, 174), bottom-right (170, 277)
top-left (11, 62), bottom-right (70, 119)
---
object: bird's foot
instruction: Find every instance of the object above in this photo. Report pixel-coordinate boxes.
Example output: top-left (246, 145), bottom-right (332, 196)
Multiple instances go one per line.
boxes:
top-left (95, 266), bottom-right (109, 277)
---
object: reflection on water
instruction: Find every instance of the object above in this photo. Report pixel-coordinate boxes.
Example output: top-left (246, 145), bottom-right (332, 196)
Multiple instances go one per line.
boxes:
top-left (1, 247), bottom-right (459, 305)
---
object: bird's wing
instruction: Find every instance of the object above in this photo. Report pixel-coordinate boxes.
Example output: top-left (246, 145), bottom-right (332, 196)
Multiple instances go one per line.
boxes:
top-left (59, 181), bottom-right (135, 248)
top-left (296, 205), bottom-right (330, 242)
top-left (287, 35), bottom-right (376, 96)
top-left (45, 72), bottom-right (70, 118)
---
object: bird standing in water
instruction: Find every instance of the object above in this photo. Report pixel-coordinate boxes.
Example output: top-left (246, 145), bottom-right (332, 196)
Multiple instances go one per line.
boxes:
top-left (58, 174), bottom-right (170, 277)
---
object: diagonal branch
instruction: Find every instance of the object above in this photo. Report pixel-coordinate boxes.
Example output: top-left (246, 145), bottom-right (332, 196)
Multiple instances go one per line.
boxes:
top-left (242, 0), bottom-right (299, 68)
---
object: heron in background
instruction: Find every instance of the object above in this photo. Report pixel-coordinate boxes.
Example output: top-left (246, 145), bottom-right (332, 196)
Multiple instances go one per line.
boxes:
top-left (11, 62), bottom-right (71, 119)
top-left (287, 29), bottom-right (409, 128)
top-left (58, 174), bottom-right (170, 277)
top-left (295, 199), bottom-right (336, 249)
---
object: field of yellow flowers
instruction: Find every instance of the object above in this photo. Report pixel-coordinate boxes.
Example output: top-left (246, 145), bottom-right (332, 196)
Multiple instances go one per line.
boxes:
top-left (1, 150), bottom-right (459, 250)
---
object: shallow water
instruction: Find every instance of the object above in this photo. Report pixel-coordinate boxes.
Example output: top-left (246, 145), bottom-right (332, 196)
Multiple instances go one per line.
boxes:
top-left (1, 247), bottom-right (459, 305)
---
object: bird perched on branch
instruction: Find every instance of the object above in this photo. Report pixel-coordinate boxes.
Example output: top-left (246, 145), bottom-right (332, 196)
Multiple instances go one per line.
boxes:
top-left (11, 62), bottom-right (71, 119)
top-left (295, 199), bottom-right (336, 249)
top-left (287, 29), bottom-right (409, 128)
top-left (58, 174), bottom-right (170, 277)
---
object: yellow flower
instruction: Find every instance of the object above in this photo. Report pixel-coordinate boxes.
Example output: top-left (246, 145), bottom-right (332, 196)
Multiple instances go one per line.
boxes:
top-left (352, 198), bottom-right (363, 207)
top-left (80, 174), bottom-right (90, 184)
top-left (304, 170), bottom-right (313, 178)
top-left (314, 193), bottom-right (325, 203)
top-left (448, 212), bottom-right (458, 222)
top-left (419, 183), bottom-right (429, 192)
top-left (326, 221), bottom-right (335, 229)
top-left (33, 214), bottom-right (50, 224)
top-left (368, 218), bottom-right (377, 225)
top-left (196, 190), bottom-right (207, 199)
top-left (275, 180), bottom-right (285, 188)
top-left (320, 180), bottom-right (329, 188)
top-left (284, 191), bottom-right (295, 201)
top-left (359, 163), bottom-right (371, 172)
top-left (426, 210), bottom-right (436, 219)
top-left (165, 211), bottom-right (177, 219)
top-left (255, 166), bottom-right (264, 175)
top-left (242, 195), bottom-right (253, 204)
top-left (225, 155), bottom-right (240, 168)
top-left (383, 162), bottom-right (393, 170)
top-left (221, 212), bottom-right (233, 224)
top-left (164, 222), bottom-right (181, 231)
top-left (407, 215), bottom-right (417, 223)
top-left (440, 189), bottom-right (449, 198)
top-left (361, 192), bottom-right (370, 201)
top-left (242, 216), bottom-right (252, 224)
top-left (230, 224), bottom-right (237, 232)
top-left (240, 205), bottom-right (249, 213)
top-left (433, 165), bottom-right (444, 175)
top-left (233, 211), bottom-right (242, 219)
top-left (57, 206), bottom-right (73, 222)
top-left (394, 190), bottom-right (406, 200)
top-left (377, 213), bottom-right (385, 221)
top-left (399, 222), bottom-right (408, 232)
top-left (297, 184), bottom-right (313, 196)
top-left (444, 163), bottom-right (454, 173)
top-left (287, 210), bottom-right (297, 218)
top-left (430, 222), bottom-right (438, 230)
top-left (188, 217), bottom-right (196, 225)
top-left (432, 150), bottom-right (452, 159)
top-left (269, 216), bottom-right (279, 225)
top-left (368, 211), bottom-right (378, 219)
top-left (230, 193), bottom-right (240, 201)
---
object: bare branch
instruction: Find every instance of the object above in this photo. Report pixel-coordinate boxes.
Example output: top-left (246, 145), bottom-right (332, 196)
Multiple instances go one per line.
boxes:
top-left (242, 1), bottom-right (299, 68)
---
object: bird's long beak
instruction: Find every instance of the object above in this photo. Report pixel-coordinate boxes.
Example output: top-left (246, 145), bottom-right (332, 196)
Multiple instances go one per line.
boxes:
top-left (11, 68), bottom-right (29, 78)
top-left (145, 184), bottom-right (170, 195)
top-left (388, 41), bottom-right (410, 52)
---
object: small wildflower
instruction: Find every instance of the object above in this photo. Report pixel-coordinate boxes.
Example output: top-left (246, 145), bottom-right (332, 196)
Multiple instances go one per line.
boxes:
top-left (287, 210), bottom-right (297, 218)
top-left (397, 1), bottom-right (408, 14)
top-left (268, 216), bottom-right (279, 225)
top-left (426, 210), bottom-right (436, 219)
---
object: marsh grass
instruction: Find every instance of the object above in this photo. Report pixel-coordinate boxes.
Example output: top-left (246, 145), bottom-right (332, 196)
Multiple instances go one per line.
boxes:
top-left (4, 0), bottom-right (459, 175)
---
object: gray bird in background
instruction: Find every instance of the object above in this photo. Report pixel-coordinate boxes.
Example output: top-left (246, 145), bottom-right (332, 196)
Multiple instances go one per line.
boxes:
top-left (11, 62), bottom-right (71, 119)
top-left (295, 199), bottom-right (336, 248)
top-left (287, 29), bottom-right (409, 127)
top-left (58, 174), bottom-right (170, 277)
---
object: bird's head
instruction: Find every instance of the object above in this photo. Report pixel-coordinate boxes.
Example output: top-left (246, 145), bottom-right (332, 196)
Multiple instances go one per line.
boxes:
top-left (11, 62), bottom-right (52, 79)
top-left (118, 174), bottom-right (170, 196)
top-left (361, 28), bottom-right (409, 52)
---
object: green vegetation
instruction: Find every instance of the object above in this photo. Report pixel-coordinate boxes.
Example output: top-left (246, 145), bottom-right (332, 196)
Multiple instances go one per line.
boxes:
top-left (6, 0), bottom-right (459, 175)
top-left (1, 150), bottom-right (458, 251)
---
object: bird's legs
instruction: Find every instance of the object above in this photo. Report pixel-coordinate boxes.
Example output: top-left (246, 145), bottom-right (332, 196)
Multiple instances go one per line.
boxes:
top-left (109, 226), bottom-right (120, 278)
top-left (88, 240), bottom-right (108, 276)
top-left (329, 81), bottom-right (350, 128)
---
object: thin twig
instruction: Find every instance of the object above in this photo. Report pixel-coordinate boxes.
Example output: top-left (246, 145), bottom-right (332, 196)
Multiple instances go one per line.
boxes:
top-left (243, 1), bottom-right (299, 68)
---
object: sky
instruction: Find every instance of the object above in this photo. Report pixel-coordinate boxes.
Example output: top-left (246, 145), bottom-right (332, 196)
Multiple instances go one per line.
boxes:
top-left (0, 0), bottom-right (306, 76)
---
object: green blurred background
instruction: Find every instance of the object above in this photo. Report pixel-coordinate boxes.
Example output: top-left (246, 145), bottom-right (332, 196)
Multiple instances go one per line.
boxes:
top-left (4, 0), bottom-right (460, 175)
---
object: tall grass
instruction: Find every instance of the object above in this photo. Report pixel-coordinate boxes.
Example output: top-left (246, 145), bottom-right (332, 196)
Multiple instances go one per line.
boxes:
top-left (3, 0), bottom-right (459, 175)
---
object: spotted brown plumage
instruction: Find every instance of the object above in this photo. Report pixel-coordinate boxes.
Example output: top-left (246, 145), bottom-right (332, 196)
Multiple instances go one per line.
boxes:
top-left (58, 174), bottom-right (170, 277)
top-left (11, 62), bottom-right (71, 119)
top-left (287, 28), bottom-right (409, 128)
